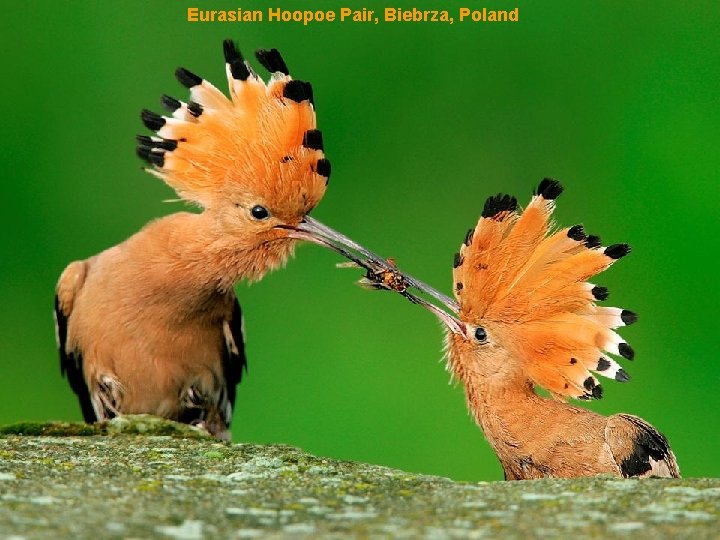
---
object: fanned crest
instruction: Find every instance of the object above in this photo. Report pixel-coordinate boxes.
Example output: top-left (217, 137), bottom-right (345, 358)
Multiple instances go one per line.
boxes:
top-left (453, 179), bottom-right (636, 401)
top-left (137, 41), bottom-right (330, 209)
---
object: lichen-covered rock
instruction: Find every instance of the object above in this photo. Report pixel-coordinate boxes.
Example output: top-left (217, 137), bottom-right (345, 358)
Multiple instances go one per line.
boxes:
top-left (0, 414), bottom-right (211, 439)
top-left (0, 416), bottom-right (717, 539)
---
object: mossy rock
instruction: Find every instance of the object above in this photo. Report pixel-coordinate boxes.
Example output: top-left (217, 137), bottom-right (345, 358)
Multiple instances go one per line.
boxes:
top-left (0, 416), bottom-right (717, 538)
top-left (0, 415), bottom-right (211, 439)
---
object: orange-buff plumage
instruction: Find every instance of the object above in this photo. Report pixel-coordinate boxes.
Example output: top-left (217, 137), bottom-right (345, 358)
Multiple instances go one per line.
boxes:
top-left (55, 42), bottom-right (340, 439)
top-left (370, 179), bottom-right (680, 479)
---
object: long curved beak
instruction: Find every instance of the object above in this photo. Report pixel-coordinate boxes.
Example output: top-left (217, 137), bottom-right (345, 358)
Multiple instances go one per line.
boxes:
top-left (402, 289), bottom-right (468, 337)
top-left (283, 215), bottom-right (461, 323)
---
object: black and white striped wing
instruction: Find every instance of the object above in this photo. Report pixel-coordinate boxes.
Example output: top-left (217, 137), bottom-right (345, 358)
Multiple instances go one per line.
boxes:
top-left (54, 296), bottom-right (96, 423)
top-left (220, 296), bottom-right (248, 427)
top-left (607, 413), bottom-right (680, 478)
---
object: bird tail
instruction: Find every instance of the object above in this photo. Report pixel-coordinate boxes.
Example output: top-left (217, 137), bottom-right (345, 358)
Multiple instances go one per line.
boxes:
top-left (453, 179), bottom-right (636, 401)
top-left (136, 41), bottom-right (329, 207)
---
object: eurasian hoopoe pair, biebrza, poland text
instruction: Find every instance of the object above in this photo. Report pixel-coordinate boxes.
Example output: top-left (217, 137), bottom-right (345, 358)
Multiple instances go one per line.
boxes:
top-left (55, 40), bottom-right (678, 479)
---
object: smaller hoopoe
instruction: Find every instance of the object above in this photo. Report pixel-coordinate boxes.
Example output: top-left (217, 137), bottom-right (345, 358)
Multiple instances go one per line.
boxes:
top-left (350, 179), bottom-right (679, 480)
top-left (54, 40), bottom-right (401, 439)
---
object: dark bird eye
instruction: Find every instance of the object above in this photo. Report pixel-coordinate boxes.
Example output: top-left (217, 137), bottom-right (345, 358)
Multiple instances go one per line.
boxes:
top-left (474, 327), bottom-right (488, 343)
top-left (251, 205), bottom-right (269, 220)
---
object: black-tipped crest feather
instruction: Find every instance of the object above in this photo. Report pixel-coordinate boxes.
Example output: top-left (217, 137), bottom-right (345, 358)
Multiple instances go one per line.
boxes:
top-left (605, 244), bottom-right (631, 260)
top-left (187, 101), bottom-right (203, 117)
top-left (453, 252), bottom-right (463, 268)
top-left (283, 80), bottom-right (314, 104)
top-left (175, 67), bottom-right (202, 88)
top-left (482, 194), bottom-right (517, 219)
top-left (591, 286), bottom-right (609, 301)
top-left (141, 109), bottom-right (165, 131)
top-left (160, 95), bottom-right (181, 112)
top-left (255, 48), bottom-right (289, 75)
top-left (136, 145), bottom-right (164, 167)
top-left (302, 129), bottom-right (324, 151)
top-left (316, 158), bottom-right (331, 178)
top-left (136, 135), bottom-right (177, 151)
top-left (596, 358), bottom-right (611, 371)
top-left (536, 178), bottom-right (564, 200)
top-left (621, 310), bottom-right (638, 325)
top-left (223, 40), bottom-right (250, 81)
top-left (618, 342), bottom-right (635, 360)
top-left (567, 224), bottom-right (587, 241)
top-left (464, 228), bottom-right (474, 246)
top-left (585, 235), bottom-right (602, 249)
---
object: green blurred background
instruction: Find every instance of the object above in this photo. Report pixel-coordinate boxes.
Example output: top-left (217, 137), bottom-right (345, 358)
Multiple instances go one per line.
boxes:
top-left (1, 1), bottom-right (718, 481)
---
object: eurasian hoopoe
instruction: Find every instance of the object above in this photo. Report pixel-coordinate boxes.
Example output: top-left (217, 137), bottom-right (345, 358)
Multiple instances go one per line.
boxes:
top-left (54, 41), bottom-right (380, 439)
top-left (356, 179), bottom-right (680, 479)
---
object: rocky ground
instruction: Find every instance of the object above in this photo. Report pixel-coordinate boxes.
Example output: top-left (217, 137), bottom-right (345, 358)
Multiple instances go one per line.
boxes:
top-left (0, 415), bottom-right (717, 539)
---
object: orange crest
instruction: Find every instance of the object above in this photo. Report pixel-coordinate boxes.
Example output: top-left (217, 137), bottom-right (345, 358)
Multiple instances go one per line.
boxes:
top-left (137, 41), bottom-right (329, 215)
top-left (453, 179), bottom-right (636, 401)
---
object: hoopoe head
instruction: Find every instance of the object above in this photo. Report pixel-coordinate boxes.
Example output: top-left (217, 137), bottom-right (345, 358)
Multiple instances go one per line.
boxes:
top-left (427, 180), bottom-right (637, 401)
top-left (137, 41), bottom-right (330, 252)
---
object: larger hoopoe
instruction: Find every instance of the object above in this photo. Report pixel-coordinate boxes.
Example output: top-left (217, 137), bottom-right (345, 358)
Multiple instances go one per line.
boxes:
top-left (54, 41), bottom-right (395, 439)
top-left (355, 179), bottom-right (680, 479)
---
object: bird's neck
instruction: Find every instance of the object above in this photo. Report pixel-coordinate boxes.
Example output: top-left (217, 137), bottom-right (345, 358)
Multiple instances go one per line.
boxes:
top-left (451, 349), bottom-right (547, 463)
top-left (151, 211), bottom-right (295, 296)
